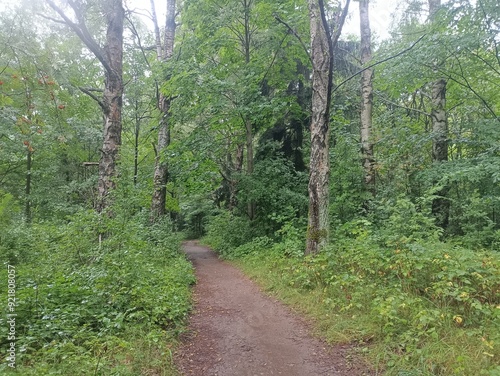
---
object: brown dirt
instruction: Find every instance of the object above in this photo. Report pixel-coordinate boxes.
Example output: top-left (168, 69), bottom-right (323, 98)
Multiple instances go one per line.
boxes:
top-left (174, 241), bottom-right (372, 376)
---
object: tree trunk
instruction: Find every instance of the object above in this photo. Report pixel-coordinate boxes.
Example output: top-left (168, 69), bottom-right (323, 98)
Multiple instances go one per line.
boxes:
top-left (306, 0), bottom-right (333, 254)
top-left (430, 78), bottom-right (449, 228)
top-left (428, 0), bottom-right (449, 229)
top-left (150, 0), bottom-right (176, 221)
top-left (227, 143), bottom-right (244, 210)
top-left (46, 0), bottom-right (124, 213)
top-left (245, 118), bottom-right (255, 220)
top-left (97, 0), bottom-right (124, 212)
top-left (133, 100), bottom-right (140, 186)
top-left (431, 79), bottom-right (447, 163)
top-left (25, 149), bottom-right (32, 224)
top-left (150, 98), bottom-right (171, 219)
top-left (359, 0), bottom-right (375, 193)
top-left (242, 0), bottom-right (256, 220)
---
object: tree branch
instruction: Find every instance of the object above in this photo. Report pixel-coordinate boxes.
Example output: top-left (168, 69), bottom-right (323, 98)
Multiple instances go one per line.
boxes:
top-left (125, 12), bottom-right (152, 70)
top-left (463, 47), bottom-right (500, 81)
top-left (429, 64), bottom-right (498, 120)
top-left (333, 34), bottom-right (426, 93)
top-left (260, 32), bottom-right (289, 85)
top-left (376, 91), bottom-right (431, 117)
top-left (45, 0), bottom-right (112, 75)
top-left (273, 14), bottom-right (313, 66)
top-left (318, 0), bottom-right (350, 129)
top-left (37, 13), bottom-right (67, 25)
top-left (331, 0), bottom-right (351, 51)
top-left (78, 86), bottom-right (105, 110)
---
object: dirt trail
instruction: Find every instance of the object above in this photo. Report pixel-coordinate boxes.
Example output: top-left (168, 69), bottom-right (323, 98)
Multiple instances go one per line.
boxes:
top-left (175, 241), bottom-right (370, 376)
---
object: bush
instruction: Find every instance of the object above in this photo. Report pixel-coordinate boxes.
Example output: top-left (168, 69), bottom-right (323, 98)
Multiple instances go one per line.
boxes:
top-left (237, 149), bottom-right (308, 235)
top-left (204, 210), bottom-right (256, 256)
top-left (0, 209), bottom-right (194, 374)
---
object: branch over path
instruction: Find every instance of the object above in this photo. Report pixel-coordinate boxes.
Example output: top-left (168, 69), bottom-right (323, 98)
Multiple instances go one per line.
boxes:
top-left (175, 241), bottom-right (371, 376)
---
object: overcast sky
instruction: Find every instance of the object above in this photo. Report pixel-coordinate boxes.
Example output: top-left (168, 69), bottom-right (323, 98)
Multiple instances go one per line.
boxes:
top-left (127, 0), bottom-right (397, 42)
top-left (343, 0), bottom-right (395, 41)
top-left (0, 0), bottom-right (398, 42)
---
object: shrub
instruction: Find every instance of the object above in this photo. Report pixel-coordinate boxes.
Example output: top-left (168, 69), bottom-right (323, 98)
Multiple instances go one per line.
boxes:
top-left (204, 210), bottom-right (255, 256)
top-left (0, 209), bottom-right (194, 374)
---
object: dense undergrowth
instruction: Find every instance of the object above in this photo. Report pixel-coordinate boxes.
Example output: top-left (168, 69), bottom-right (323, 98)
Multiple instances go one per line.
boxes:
top-left (204, 208), bottom-right (500, 376)
top-left (0, 205), bottom-right (194, 375)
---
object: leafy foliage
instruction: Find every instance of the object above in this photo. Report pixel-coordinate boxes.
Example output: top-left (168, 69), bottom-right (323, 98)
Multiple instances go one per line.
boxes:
top-left (0, 208), bottom-right (194, 375)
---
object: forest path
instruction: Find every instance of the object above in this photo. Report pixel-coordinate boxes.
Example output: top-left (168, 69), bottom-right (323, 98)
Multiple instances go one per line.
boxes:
top-left (174, 241), bottom-right (371, 376)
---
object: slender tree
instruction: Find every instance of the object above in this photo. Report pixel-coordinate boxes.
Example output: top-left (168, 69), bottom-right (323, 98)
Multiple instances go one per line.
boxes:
top-left (428, 0), bottom-right (449, 229)
top-left (359, 0), bottom-right (375, 194)
top-left (150, 0), bottom-right (176, 221)
top-left (46, 0), bottom-right (124, 212)
top-left (241, 0), bottom-right (256, 221)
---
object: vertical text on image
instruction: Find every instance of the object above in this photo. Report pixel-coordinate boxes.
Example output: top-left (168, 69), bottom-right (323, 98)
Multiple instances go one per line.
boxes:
top-left (6, 264), bottom-right (16, 368)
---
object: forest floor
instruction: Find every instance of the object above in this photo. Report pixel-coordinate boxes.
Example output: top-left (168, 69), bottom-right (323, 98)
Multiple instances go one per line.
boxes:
top-left (174, 241), bottom-right (372, 376)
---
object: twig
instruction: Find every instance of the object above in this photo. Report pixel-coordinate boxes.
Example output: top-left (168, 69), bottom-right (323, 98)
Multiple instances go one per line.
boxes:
top-left (273, 14), bottom-right (313, 66)
top-left (333, 34), bottom-right (426, 93)
top-left (78, 86), bottom-right (105, 110)
top-left (330, 0), bottom-right (351, 51)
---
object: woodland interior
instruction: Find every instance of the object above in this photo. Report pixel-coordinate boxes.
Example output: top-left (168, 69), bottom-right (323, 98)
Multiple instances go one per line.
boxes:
top-left (0, 0), bottom-right (499, 375)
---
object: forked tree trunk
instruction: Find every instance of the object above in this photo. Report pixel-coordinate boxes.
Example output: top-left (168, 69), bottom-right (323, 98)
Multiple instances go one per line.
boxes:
top-left (359, 0), bottom-right (375, 193)
top-left (428, 0), bottom-right (449, 229)
top-left (151, 0), bottom-right (176, 221)
top-left (306, 0), bottom-right (333, 254)
top-left (305, 0), bottom-right (350, 254)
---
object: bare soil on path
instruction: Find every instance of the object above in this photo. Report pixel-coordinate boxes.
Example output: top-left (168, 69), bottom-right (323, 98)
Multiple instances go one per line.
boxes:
top-left (174, 241), bottom-right (371, 376)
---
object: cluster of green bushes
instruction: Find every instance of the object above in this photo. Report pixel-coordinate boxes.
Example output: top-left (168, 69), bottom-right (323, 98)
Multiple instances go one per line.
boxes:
top-left (0, 203), bottom-right (194, 375)
top-left (204, 207), bottom-right (500, 375)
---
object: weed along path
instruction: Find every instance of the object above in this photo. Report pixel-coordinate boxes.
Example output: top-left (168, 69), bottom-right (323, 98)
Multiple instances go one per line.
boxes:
top-left (175, 241), bottom-right (371, 376)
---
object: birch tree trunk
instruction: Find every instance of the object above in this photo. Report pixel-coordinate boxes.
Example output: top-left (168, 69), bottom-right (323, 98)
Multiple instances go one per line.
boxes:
top-left (428, 0), bottom-right (450, 229)
top-left (359, 0), bottom-right (375, 193)
top-left (151, 0), bottom-right (176, 221)
top-left (306, 0), bottom-right (332, 254)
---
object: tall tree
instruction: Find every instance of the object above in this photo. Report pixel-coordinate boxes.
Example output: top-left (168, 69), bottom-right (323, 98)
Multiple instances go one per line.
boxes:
top-left (428, 0), bottom-right (449, 229)
top-left (359, 0), bottom-right (375, 194)
top-left (242, 0), bottom-right (256, 220)
top-left (46, 0), bottom-right (124, 212)
top-left (306, 0), bottom-right (350, 254)
top-left (150, 0), bottom-right (176, 221)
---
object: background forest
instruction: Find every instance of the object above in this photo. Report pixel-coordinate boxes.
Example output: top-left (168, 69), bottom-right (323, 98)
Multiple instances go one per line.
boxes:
top-left (0, 0), bottom-right (499, 375)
